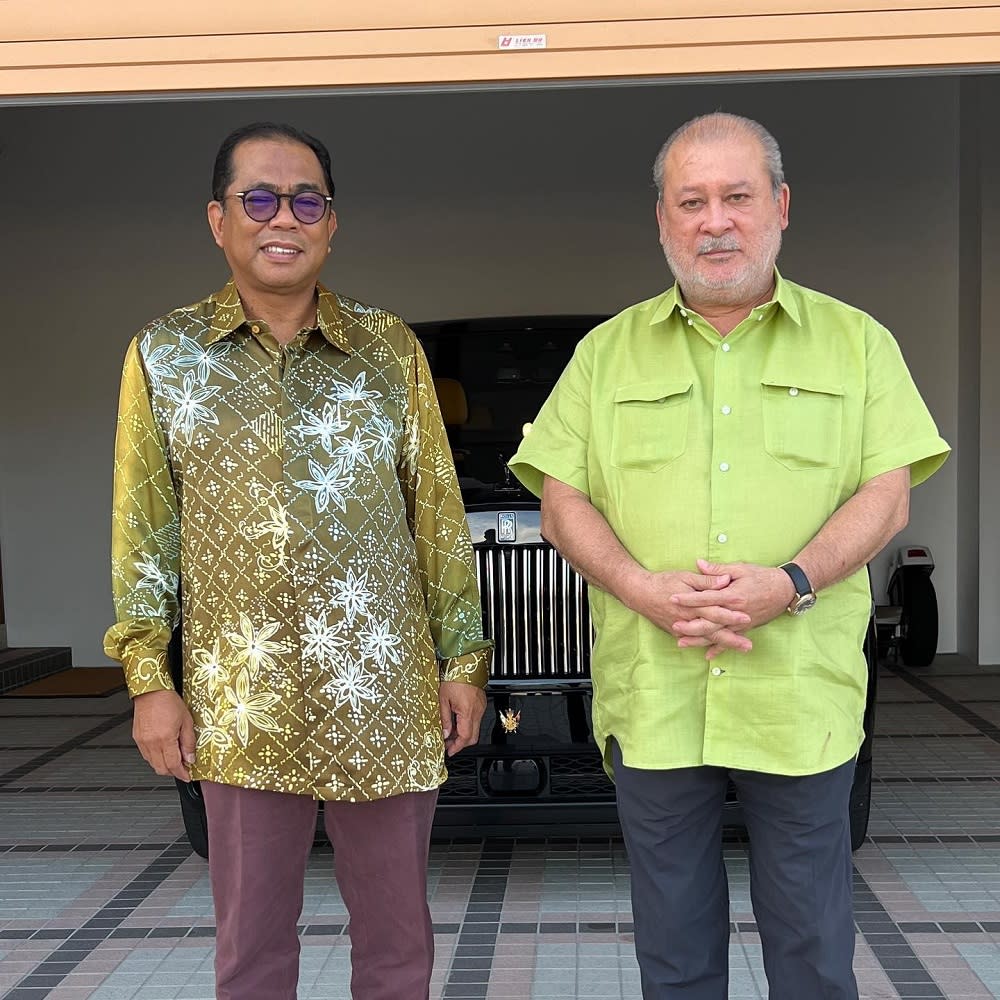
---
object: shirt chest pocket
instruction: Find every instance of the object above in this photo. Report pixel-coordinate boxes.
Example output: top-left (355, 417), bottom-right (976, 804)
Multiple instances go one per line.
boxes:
top-left (761, 377), bottom-right (844, 470)
top-left (611, 379), bottom-right (692, 473)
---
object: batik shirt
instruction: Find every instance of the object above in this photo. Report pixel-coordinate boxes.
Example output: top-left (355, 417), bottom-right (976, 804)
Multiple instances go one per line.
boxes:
top-left (104, 281), bottom-right (491, 801)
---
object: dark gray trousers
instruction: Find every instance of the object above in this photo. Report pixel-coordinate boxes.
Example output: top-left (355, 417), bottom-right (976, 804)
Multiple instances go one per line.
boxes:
top-left (612, 741), bottom-right (858, 1000)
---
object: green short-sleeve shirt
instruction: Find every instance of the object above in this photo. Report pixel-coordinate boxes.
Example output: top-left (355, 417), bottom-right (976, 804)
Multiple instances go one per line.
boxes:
top-left (509, 272), bottom-right (949, 776)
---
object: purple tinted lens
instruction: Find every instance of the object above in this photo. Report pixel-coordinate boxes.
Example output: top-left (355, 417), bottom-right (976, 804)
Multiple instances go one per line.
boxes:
top-left (292, 193), bottom-right (327, 224)
top-left (243, 190), bottom-right (278, 221)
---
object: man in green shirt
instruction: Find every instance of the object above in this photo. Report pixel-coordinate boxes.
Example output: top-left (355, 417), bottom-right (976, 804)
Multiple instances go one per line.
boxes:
top-left (509, 113), bottom-right (948, 999)
top-left (105, 122), bottom-right (491, 1000)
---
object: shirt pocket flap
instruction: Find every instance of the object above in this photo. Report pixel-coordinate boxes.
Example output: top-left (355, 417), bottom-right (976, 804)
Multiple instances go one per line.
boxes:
top-left (611, 380), bottom-right (693, 473)
top-left (613, 379), bottom-right (693, 404)
top-left (760, 375), bottom-right (845, 470)
top-left (760, 376), bottom-right (844, 398)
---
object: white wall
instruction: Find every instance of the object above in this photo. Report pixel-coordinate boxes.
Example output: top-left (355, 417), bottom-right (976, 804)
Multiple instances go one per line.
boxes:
top-left (0, 75), bottom-right (963, 663)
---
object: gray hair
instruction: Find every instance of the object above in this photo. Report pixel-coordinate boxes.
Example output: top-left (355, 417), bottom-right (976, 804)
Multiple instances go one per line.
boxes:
top-left (652, 112), bottom-right (785, 200)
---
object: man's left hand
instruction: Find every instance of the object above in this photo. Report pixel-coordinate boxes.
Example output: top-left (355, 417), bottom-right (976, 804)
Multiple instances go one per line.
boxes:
top-left (669, 559), bottom-right (796, 657)
top-left (439, 681), bottom-right (487, 757)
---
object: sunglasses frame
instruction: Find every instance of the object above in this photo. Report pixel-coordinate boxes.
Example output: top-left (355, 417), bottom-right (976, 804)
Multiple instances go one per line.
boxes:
top-left (229, 189), bottom-right (333, 225)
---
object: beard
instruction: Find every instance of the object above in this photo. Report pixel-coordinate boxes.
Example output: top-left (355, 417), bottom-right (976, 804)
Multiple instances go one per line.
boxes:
top-left (662, 227), bottom-right (783, 306)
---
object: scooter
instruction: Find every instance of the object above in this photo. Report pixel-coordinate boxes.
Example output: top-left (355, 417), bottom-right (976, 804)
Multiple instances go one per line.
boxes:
top-left (883, 545), bottom-right (938, 667)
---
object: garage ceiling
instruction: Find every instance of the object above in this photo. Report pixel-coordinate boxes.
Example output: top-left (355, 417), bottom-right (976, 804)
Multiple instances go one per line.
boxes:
top-left (3, 0), bottom-right (1000, 100)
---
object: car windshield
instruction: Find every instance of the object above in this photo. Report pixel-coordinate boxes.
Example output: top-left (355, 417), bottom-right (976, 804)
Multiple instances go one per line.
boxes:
top-left (415, 316), bottom-right (605, 502)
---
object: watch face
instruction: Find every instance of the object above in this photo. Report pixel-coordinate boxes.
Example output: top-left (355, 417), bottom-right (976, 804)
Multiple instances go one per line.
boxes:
top-left (790, 593), bottom-right (817, 615)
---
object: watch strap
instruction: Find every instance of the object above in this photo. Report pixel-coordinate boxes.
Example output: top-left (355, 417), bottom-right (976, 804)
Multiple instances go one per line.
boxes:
top-left (779, 561), bottom-right (814, 600)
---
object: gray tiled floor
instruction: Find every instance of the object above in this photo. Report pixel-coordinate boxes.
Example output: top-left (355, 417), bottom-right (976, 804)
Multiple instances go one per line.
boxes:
top-left (1, 655), bottom-right (999, 999)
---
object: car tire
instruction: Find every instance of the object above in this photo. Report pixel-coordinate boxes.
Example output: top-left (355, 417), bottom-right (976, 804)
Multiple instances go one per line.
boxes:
top-left (849, 756), bottom-right (872, 852)
top-left (899, 571), bottom-right (938, 668)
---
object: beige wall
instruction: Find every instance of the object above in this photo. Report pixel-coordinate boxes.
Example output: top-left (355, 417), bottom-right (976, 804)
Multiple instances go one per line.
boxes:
top-left (0, 75), bottom-right (969, 664)
top-left (3, 1), bottom-right (1000, 98)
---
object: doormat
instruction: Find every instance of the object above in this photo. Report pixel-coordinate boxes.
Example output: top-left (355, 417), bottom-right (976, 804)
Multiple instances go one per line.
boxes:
top-left (4, 668), bottom-right (127, 698)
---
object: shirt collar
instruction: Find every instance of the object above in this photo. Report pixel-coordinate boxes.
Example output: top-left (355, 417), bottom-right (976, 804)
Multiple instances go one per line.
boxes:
top-left (205, 280), bottom-right (353, 353)
top-left (650, 267), bottom-right (802, 328)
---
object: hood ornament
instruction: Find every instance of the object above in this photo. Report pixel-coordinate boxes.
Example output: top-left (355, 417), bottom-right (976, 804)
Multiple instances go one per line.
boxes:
top-left (499, 706), bottom-right (521, 734)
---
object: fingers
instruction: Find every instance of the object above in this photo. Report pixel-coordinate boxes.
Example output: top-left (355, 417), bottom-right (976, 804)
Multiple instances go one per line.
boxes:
top-left (670, 591), bottom-right (750, 616)
top-left (131, 690), bottom-right (192, 782)
top-left (439, 685), bottom-right (486, 757)
top-left (439, 695), bottom-right (453, 741)
top-left (670, 606), bottom-right (751, 631)
top-left (679, 571), bottom-right (730, 591)
top-left (447, 707), bottom-right (478, 757)
top-left (697, 559), bottom-right (733, 577)
top-left (134, 729), bottom-right (190, 781)
top-left (179, 713), bottom-right (197, 776)
top-left (159, 739), bottom-right (191, 782)
top-left (677, 627), bottom-right (752, 654)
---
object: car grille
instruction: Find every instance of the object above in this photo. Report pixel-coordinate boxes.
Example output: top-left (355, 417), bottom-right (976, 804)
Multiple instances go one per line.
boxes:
top-left (474, 542), bottom-right (593, 681)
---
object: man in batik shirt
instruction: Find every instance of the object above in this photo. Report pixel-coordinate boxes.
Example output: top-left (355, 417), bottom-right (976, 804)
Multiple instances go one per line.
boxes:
top-left (104, 122), bottom-right (491, 1000)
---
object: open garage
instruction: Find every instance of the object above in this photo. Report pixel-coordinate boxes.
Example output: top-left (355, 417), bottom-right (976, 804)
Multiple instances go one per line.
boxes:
top-left (1, 3), bottom-right (999, 997)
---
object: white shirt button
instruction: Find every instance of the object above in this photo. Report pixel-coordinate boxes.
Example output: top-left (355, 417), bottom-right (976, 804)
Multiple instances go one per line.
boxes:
top-left (721, 405), bottom-right (732, 415)
top-left (721, 343), bottom-right (731, 353)
top-left (711, 667), bottom-right (723, 676)
top-left (717, 533), bottom-right (728, 543)
top-left (687, 319), bottom-right (694, 326)
top-left (789, 387), bottom-right (799, 396)
top-left (757, 313), bottom-right (765, 321)
top-left (680, 308), bottom-right (688, 317)
top-left (719, 462), bottom-right (730, 472)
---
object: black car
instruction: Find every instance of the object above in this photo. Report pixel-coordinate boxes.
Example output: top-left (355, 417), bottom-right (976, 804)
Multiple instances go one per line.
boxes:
top-left (172, 315), bottom-right (878, 856)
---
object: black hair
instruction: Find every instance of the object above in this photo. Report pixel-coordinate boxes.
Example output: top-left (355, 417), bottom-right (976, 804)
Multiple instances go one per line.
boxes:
top-left (211, 122), bottom-right (336, 202)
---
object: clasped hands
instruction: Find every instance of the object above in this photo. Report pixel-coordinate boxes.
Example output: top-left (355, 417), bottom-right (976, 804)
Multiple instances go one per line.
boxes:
top-left (631, 559), bottom-right (797, 661)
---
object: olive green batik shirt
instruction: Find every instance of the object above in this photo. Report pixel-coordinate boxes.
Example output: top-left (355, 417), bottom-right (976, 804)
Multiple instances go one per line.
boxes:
top-left (510, 272), bottom-right (949, 777)
top-left (105, 282), bottom-right (491, 800)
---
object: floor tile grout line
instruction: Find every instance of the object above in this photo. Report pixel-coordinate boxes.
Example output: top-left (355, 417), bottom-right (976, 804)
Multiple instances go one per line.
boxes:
top-left (2, 918), bottom-right (995, 937)
top-left (0, 713), bottom-right (122, 719)
top-left (1, 919), bottom-right (663, 942)
top-left (873, 732), bottom-right (991, 739)
top-left (0, 836), bottom-right (193, 1000)
top-left (8, 829), bottom-right (1000, 852)
top-left (890, 667), bottom-right (1000, 744)
top-left (0, 842), bottom-right (179, 853)
top-left (851, 865), bottom-right (947, 999)
top-left (876, 775), bottom-right (1000, 784)
top-left (0, 745), bottom-right (138, 751)
top-left (0, 710), bottom-right (134, 788)
top-left (441, 837), bottom-right (512, 1000)
top-left (890, 672), bottom-right (1000, 680)
top-left (0, 785), bottom-right (174, 794)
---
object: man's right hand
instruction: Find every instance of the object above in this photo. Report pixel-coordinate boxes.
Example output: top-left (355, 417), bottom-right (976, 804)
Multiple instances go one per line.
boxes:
top-left (625, 570), bottom-right (753, 653)
top-left (132, 689), bottom-right (197, 782)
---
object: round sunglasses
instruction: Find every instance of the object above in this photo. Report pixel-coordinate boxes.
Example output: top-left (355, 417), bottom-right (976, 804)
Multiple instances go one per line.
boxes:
top-left (228, 189), bottom-right (333, 225)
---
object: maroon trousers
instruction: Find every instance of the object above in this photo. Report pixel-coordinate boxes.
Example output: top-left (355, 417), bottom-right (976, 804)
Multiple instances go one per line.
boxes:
top-left (201, 781), bottom-right (438, 1000)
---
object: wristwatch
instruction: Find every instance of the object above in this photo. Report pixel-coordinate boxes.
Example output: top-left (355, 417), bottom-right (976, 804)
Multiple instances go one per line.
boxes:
top-left (779, 562), bottom-right (817, 615)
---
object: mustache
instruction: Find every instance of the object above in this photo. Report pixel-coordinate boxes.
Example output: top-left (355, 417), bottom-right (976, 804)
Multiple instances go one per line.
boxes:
top-left (697, 236), bottom-right (741, 254)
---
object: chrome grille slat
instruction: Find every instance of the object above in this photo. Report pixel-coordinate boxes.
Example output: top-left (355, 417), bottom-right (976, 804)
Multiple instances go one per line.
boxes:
top-left (475, 542), bottom-right (593, 680)
top-left (561, 557), bottom-right (570, 674)
top-left (534, 547), bottom-right (544, 673)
